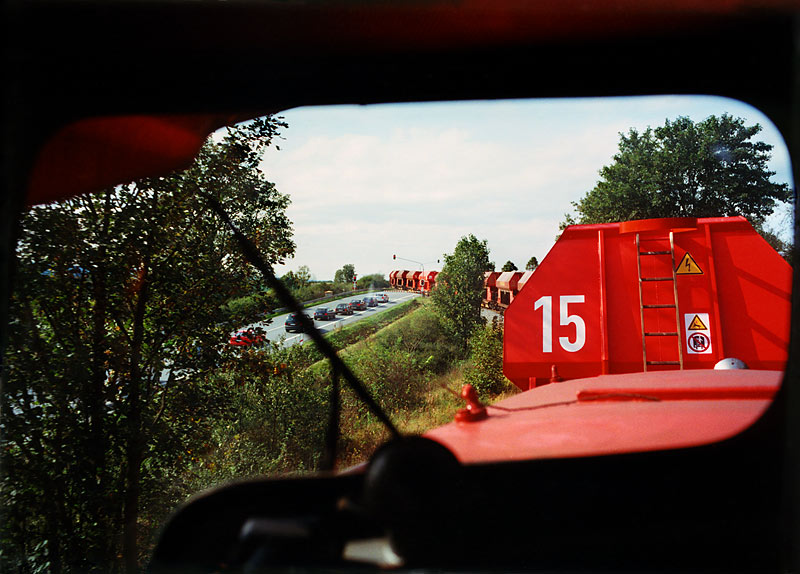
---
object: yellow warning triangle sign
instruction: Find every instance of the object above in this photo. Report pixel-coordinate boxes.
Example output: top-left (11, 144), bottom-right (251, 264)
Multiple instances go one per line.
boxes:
top-left (688, 314), bottom-right (708, 330)
top-left (676, 252), bottom-right (703, 275)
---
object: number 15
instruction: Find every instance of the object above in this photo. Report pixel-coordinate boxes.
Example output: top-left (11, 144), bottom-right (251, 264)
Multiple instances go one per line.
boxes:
top-left (533, 295), bottom-right (586, 353)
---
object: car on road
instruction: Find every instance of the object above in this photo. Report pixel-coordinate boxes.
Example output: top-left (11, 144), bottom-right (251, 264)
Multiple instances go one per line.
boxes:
top-left (375, 293), bottom-right (389, 303)
top-left (229, 329), bottom-right (265, 347)
top-left (314, 308), bottom-right (336, 320)
top-left (335, 303), bottom-right (354, 315)
top-left (284, 312), bottom-right (311, 333)
top-left (350, 299), bottom-right (367, 311)
top-left (365, 297), bottom-right (377, 307)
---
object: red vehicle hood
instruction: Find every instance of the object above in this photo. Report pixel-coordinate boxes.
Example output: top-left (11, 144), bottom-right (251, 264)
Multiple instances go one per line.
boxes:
top-left (425, 369), bottom-right (780, 464)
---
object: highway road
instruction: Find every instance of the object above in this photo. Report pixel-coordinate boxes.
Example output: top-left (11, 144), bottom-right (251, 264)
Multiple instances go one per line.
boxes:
top-left (236, 291), bottom-right (422, 349)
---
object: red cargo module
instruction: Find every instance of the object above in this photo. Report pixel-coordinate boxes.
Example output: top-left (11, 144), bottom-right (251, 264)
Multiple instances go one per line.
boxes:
top-left (504, 217), bottom-right (791, 390)
top-left (399, 270), bottom-right (414, 290)
top-left (406, 270), bottom-right (421, 290)
top-left (483, 271), bottom-right (501, 308)
top-left (419, 270), bottom-right (438, 293)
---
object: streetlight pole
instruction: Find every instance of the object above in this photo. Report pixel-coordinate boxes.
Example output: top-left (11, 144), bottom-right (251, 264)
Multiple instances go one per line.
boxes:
top-left (393, 255), bottom-right (424, 274)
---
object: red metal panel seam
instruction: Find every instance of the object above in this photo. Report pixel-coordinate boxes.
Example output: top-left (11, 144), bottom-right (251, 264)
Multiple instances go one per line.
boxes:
top-left (704, 222), bottom-right (725, 359)
top-left (599, 229), bottom-right (609, 374)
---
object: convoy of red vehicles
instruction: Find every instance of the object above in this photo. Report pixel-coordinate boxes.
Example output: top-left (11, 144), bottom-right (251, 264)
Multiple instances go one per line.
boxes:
top-left (390, 267), bottom-right (535, 310)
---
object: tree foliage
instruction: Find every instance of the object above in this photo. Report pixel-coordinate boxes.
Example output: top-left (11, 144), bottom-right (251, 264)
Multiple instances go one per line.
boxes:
top-left (356, 273), bottom-right (390, 290)
top-left (501, 260), bottom-right (517, 272)
top-left (2, 117), bottom-right (294, 573)
top-left (525, 256), bottom-right (539, 270)
top-left (295, 265), bottom-right (313, 285)
top-left (431, 235), bottom-right (492, 354)
top-left (563, 115), bottom-right (791, 228)
top-left (334, 264), bottom-right (356, 284)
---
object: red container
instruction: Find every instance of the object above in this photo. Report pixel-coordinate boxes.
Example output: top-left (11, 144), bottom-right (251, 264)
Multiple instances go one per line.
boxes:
top-left (504, 217), bottom-right (792, 390)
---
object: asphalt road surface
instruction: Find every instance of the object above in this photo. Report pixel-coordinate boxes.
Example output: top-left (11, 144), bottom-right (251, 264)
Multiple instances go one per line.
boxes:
top-left (237, 291), bottom-right (422, 349)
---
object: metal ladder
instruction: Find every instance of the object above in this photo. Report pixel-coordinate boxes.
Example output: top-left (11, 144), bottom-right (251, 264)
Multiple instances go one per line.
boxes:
top-left (636, 232), bottom-right (684, 372)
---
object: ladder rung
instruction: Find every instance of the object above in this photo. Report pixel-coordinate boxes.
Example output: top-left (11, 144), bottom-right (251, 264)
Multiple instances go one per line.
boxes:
top-left (637, 231), bottom-right (684, 373)
top-left (644, 332), bottom-right (678, 337)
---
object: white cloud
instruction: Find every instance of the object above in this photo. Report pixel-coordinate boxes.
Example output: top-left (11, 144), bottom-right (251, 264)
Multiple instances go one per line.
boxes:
top-left (263, 98), bottom-right (793, 280)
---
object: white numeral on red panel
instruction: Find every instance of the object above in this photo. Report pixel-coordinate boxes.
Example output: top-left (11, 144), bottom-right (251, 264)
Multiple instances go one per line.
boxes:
top-left (533, 295), bottom-right (553, 352)
top-left (534, 295), bottom-right (586, 353)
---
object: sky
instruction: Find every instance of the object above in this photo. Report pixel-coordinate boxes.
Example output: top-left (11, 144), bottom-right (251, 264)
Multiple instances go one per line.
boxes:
top-left (256, 95), bottom-right (794, 281)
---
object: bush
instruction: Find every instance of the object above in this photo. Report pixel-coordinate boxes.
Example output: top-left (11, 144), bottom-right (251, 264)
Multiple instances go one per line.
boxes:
top-left (356, 273), bottom-right (390, 290)
top-left (464, 317), bottom-right (512, 398)
top-left (183, 356), bottom-right (328, 492)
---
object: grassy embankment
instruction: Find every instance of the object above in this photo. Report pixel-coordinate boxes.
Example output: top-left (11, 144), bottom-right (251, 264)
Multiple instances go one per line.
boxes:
top-left (303, 299), bottom-right (484, 469)
top-left (183, 297), bottom-right (516, 491)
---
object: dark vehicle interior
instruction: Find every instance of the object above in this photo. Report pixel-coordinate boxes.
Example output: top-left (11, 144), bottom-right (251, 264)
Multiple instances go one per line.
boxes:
top-left (2, 1), bottom-right (799, 572)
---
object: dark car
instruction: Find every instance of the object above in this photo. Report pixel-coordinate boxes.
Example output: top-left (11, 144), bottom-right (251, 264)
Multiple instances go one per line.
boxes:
top-left (336, 303), bottom-right (354, 315)
top-left (350, 299), bottom-right (367, 311)
top-left (314, 308), bottom-right (336, 320)
top-left (229, 329), bottom-right (264, 347)
top-left (365, 297), bottom-right (377, 307)
top-left (284, 313), bottom-right (310, 333)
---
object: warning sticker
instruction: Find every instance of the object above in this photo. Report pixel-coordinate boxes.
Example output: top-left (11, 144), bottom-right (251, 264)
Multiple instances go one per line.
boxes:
top-left (684, 313), bottom-right (712, 354)
top-left (676, 252), bottom-right (703, 275)
top-left (687, 332), bottom-right (710, 352)
top-left (687, 315), bottom-right (707, 331)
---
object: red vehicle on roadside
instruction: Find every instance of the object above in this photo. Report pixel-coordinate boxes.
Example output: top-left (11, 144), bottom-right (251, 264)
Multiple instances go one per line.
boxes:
top-left (228, 329), bottom-right (265, 347)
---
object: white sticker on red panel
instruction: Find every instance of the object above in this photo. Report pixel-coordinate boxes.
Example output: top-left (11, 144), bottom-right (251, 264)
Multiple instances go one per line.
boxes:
top-left (685, 313), bottom-right (712, 354)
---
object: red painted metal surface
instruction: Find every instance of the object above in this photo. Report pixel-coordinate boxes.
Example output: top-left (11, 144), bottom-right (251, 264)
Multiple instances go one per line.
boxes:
top-left (425, 369), bottom-right (780, 463)
top-left (399, 270), bottom-right (413, 289)
top-left (517, 270), bottom-right (534, 289)
top-left (484, 271), bottom-right (500, 308)
top-left (453, 384), bottom-right (488, 422)
top-left (419, 271), bottom-right (439, 293)
top-left (504, 217), bottom-right (791, 390)
top-left (407, 270), bottom-right (422, 290)
top-left (27, 115), bottom-right (244, 206)
top-left (495, 271), bottom-right (521, 291)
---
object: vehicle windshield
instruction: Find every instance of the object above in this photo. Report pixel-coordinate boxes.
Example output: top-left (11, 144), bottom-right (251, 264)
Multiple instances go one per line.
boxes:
top-left (3, 95), bottom-right (793, 572)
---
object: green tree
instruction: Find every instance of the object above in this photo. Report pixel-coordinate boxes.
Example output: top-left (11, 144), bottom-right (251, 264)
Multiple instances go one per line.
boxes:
top-left (281, 270), bottom-right (300, 290)
top-left (2, 117), bottom-right (294, 573)
top-left (525, 256), bottom-right (539, 270)
top-left (295, 265), bottom-right (313, 285)
top-left (356, 273), bottom-right (390, 290)
top-left (431, 235), bottom-right (492, 354)
top-left (562, 115), bottom-right (791, 229)
top-left (501, 260), bottom-right (518, 272)
top-left (334, 263), bottom-right (356, 284)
